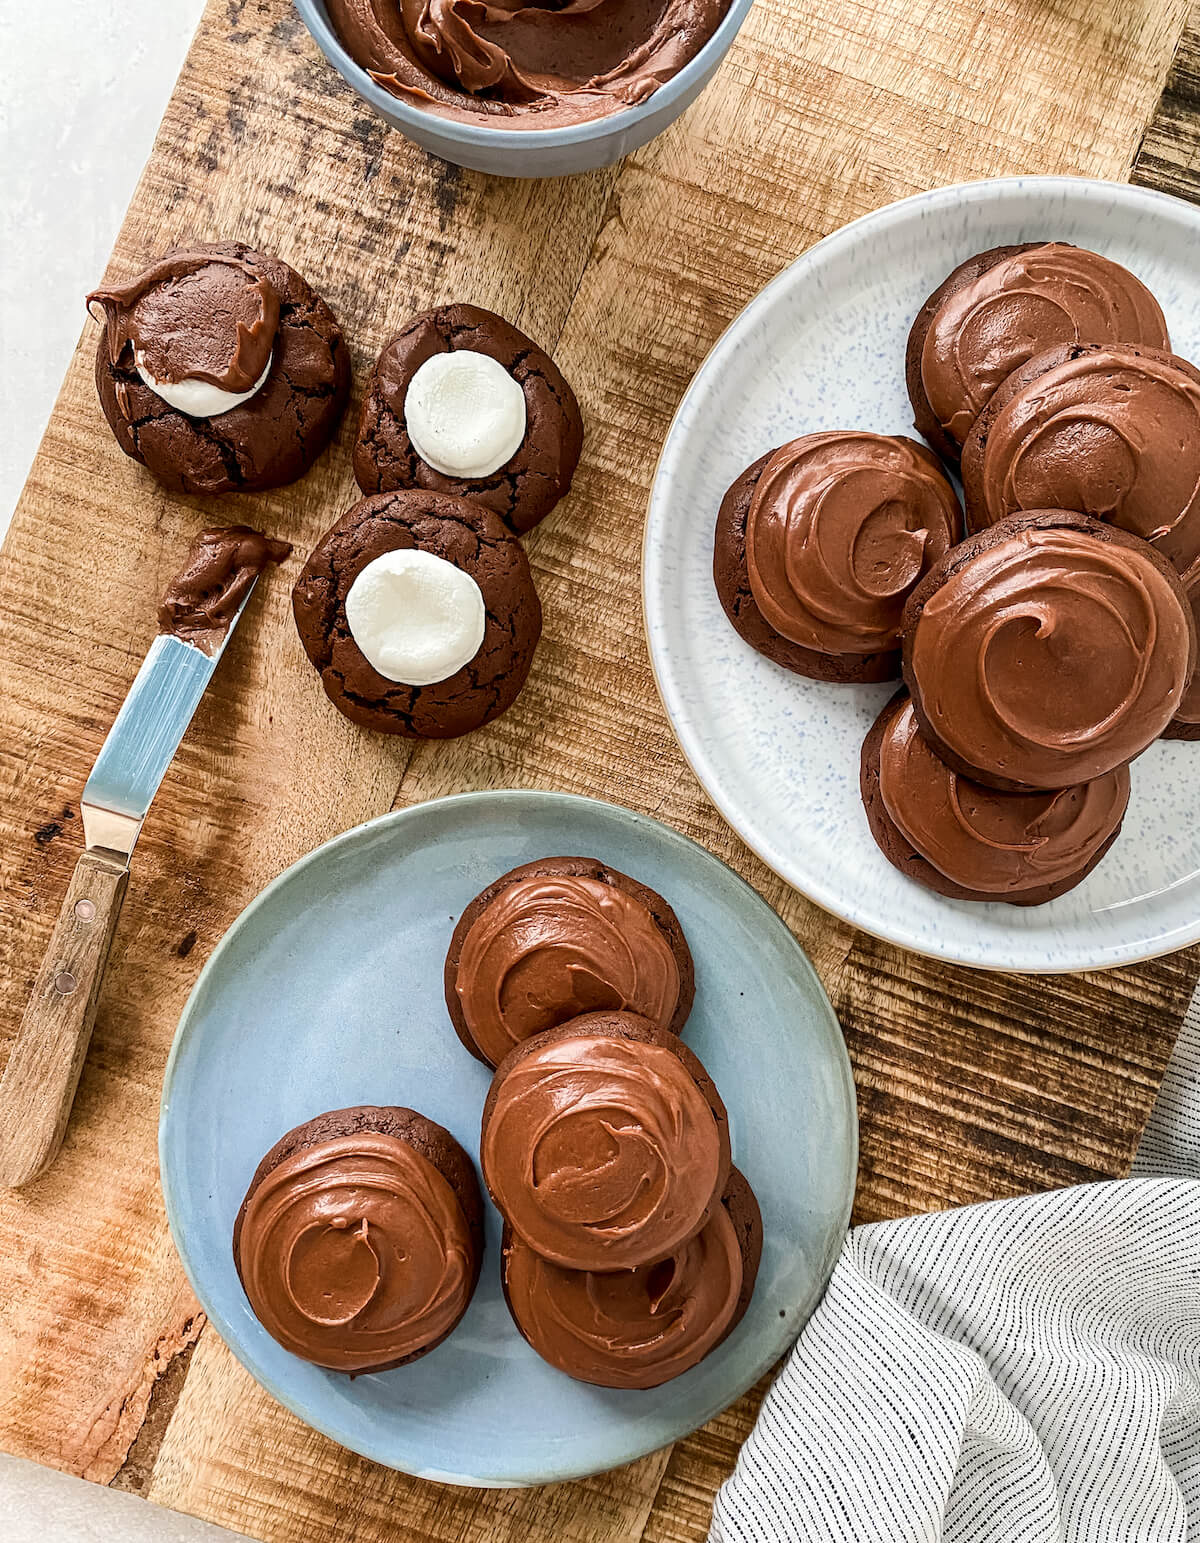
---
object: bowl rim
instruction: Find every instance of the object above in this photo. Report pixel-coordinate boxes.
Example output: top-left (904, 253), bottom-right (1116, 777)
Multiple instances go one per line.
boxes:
top-left (293, 0), bottom-right (757, 150)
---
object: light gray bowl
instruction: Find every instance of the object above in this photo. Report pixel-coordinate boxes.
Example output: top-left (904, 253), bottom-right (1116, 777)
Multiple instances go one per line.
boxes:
top-left (294, 0), bottom-right (756, 178)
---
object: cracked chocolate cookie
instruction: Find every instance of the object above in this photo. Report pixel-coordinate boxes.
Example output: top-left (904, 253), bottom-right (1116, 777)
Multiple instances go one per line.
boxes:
top-left (713, 435), bottom-right (961, 682)
top-left (352, 304), bottom-right (583, 535)
top-left (292, 490), bottom-right (542, 738)
top-left (88, 241), bottom-right (351, 495)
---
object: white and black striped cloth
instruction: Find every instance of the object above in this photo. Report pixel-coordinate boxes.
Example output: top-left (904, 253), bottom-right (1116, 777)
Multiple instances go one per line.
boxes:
top-left (712, 998), bottom-right (1200, 1543)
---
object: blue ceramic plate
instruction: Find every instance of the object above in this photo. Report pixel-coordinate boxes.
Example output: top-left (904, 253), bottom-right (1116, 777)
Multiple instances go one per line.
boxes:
top-left (160, 790), bottom-right (856, 1487)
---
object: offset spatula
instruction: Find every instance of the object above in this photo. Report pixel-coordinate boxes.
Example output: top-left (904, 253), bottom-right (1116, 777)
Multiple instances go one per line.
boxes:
top-left (0, 585), bottom-right (262, 1188)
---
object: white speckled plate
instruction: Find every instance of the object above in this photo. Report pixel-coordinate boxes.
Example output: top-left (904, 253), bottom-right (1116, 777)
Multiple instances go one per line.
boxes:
top-left (645, 176), bottom-right (1200, 973)
top-left (160, 791), bottom-right (856, 1486)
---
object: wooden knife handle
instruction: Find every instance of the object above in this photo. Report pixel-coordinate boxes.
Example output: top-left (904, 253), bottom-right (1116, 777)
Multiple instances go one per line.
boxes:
top-left (0, 849), bottom-right (129, 1188)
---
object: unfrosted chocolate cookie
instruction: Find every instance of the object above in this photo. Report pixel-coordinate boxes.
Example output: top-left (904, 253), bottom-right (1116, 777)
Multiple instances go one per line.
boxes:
top-left (292, 490), bottom-right (542, 739)
top-left (445, 856), bottom-right (695, 1068)
top-left (713, 436), bottom-right (961, 682)
top-left (89, 241), bottom-right (350, 495)
top-left (500, 1167), bottom-right (762, 1390)
top-left (353, 304), bottom-right (583, 535)
top-left (906, 242), bottom-right (1168, 464)
top-left (861, 691), bottom-right (1130, 905)
top-left (233, 1105), bottom-right (484, 1375)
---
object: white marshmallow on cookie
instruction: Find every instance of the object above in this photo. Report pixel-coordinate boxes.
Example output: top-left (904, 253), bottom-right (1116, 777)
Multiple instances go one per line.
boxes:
top-left (134, 350), bottom-right (274, 418)
top-left (344, 548), bottom-right (487, 687)
top-left (404, 351), bottom-right (527, 479)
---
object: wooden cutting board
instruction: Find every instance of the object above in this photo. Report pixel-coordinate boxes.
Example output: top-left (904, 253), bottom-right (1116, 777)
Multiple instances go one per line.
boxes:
top-left (1, 1), bottom-right (1199, 1538)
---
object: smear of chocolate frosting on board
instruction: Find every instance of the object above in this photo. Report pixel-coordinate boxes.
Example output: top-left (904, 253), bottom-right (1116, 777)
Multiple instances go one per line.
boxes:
top-left (908, 525), bottom-right (1193, 788)
top-left (481, 1030), bottom-right (725, 1272)
top-left (744, 432), bottom-right (961, 655)
top-left (455, 875), bottom-right (681, 1066)
top-left (325, 0), bottom-right (730, 126)
top-left (237, 1132), bottom-right (475, 1371)
top-left (504, 1202), bottom-right (743, 1388)
top-left (920, 244), bottom-right (1169, 447)
top-left (878, 698), bottom-right (1130, 893)
top-left (159, 525), bottom-right (292, 655)
top-left (88, 250), bottom-right (280, 398)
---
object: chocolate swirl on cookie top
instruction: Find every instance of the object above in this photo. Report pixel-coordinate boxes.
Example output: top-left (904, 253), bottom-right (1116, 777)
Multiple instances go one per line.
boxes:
top-left (904, 515), bottom-right (1195, 789)
top-left (481, 1015), bottom-right (730, 1272)
top-left (454, 875), bottom-right (682, 1068)
top-left (744, 432), bottom-right (960, 655)
top-left (88, 247), bottom-right (280, 397)
top-left (877, 696), bottom-right (1130, 895)
top-left (919, 244), bottom-right (1169, 449)
top-left (235, 1132), bottom-right (476, 1372)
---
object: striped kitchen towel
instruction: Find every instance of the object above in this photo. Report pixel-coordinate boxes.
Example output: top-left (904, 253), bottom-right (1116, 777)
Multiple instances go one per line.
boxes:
top-left (711, 998), bottom-right (1200, 1543)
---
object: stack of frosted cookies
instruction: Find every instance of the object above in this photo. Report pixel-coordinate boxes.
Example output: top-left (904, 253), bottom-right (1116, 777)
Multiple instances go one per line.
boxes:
top-left (716, 242), bottom-right (1200, 905)
top-left (449, 858), bottom-right (762, 1390)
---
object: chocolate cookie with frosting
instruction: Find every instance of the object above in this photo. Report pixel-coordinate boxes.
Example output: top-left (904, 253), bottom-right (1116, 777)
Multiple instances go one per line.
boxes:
top-left (906, 243), bottom-right (1168, 464)
top-left (88, 242), bottom-right (351, 495)
top-left (501, 1168), bottom-right (762, 1390)
top-left (480, 1011), bottom-right (732, 1273)
top-left (233, 1106), bottom-right (484, 1374)
top-left (292, 490), bottom-right (542, 738)
top-left (353, 305), bottom-right (583, 536)
top-left (713, 433), bottom-right (962, 682)
top-left (901, 511), bottom-right (1196, 791)
top-left (861, 692), bottom-right (1130, 905)
top-left (960, 341), bottom-right (1200, 740)
top-left (445, 857), bottom-right (695, 1069)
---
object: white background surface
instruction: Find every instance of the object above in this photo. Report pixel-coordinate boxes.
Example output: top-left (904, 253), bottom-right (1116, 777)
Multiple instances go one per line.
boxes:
top-left (0, 0), bottom-right (206, 537)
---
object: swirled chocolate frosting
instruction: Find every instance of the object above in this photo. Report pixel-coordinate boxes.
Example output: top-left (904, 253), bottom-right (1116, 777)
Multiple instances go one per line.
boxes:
top-left (481, 1022), bottom-right (727, 1271)
top-left (159, 525), bottom-right (292, 655)
top-left (503, 1203), bottom-right (743, 1388)
top-left (325, 0), bottom-right (729, 126)
top-left (907, 522), bottom-right (1193, 788)
top-left (878, 697), bottom-right (1130, 894)
top-left (455, 876), bottom-right (681, 1066)
top-left (744, 433), bottom-right (961, 655)
top-left (237, 1132), bottom-right (476, 1371)
top-left (921, 245), bottom-right (1169, 448)
top-left (88, 249), bottom-right (280, 399)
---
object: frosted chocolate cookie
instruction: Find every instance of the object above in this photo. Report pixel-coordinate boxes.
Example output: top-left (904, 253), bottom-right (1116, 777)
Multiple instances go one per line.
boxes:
top-left (713, 433), bottom-right (961, 681)
top-left (445, 856), bottom-right (695, 1068)
top-left (353, 305), bottom-right (583, 535)
top-left (88, 242), bottom-right (350, 495)
top-left (292, 490), bottom-right (542, 738)
top-left (959, 341), bottom-right (1200, 740)
top-left (906, 242), bottom-right (1168, 463)
top-left (901, 511), bottom-right (1196, 791)
top-left (233, 1106), bottom-right (484, 1374)
top-left (861, 692), bottom-right (1130, 905)
top-left (501, 1168), bottom-right (762, 1389)
top-left (480, 1011), bottom-right (731, 1273)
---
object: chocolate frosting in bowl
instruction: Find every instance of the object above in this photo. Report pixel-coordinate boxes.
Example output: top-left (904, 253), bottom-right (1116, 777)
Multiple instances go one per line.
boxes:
top-left (236, 1132), bottom-right (476, 1372)
top-left (159, 526), bottom-right (292, 655)
top-left (325, 0), bottom-right (730, 126)
top-left (454, 874), bottom-right (681, 1067)
top-left (920, 244), bottom-right (1169, 449)
top-left (744, 432), bottom-right (961, 655)
top-left (88, 249), bottom-right (280, 398)
top-left (878, 696), bottom-right (1130, 895)
top-left (502, 1200), bottom-right (743, 1388)
top-left (481, 1015), bottom-right (729, 1272)
top-left (904, 515), bottom-right (1196, 789)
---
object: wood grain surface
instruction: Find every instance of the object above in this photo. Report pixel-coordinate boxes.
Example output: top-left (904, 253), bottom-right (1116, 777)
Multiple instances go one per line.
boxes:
top-left (1, 0), bottom-right (1199, 1539)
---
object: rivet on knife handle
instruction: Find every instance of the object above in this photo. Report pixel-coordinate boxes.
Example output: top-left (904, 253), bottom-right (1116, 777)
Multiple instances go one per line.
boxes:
top-left (0, 849), bottom-right (129, 1188)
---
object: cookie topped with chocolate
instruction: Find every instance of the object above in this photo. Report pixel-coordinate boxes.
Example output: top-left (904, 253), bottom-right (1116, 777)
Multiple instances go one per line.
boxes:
top-left (714, 432), bottom-right (961, 682)
top-left (354, 305), bottom-right (583, 535)
top-left (88, 241), bottom-right (350, 495)
top-left (906, 243), bottom-right (1169, 462)
top-left (292, 490), bottom-right (542, 739)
